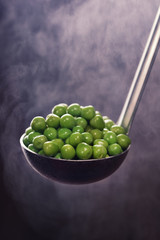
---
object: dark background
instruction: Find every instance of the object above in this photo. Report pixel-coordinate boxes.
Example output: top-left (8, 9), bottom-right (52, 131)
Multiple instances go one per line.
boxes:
top-left (0, 0), bottom-right (160, 239)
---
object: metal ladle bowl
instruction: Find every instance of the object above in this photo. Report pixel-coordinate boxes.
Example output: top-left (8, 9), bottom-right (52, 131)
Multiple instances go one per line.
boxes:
top-left (20, 7), bottom-right (160, 184)
top-left (20, 134), bottom-right (130, 184)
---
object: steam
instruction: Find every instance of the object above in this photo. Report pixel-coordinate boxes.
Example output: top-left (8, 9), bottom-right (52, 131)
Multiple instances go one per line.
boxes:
top-left (1, 0), bottom-right (160, 239)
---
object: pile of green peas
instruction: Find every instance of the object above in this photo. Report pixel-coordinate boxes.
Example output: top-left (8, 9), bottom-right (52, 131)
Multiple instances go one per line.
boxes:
top-left (23, 103), bottom-right (131, 160)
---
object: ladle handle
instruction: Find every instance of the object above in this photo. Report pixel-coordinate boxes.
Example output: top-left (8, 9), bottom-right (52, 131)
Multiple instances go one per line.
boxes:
top-left (117, 6), bottom-right (160, 134)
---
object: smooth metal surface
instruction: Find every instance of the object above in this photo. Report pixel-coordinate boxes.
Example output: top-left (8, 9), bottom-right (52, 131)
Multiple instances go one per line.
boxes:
top-left (20, 7), bottom-right (160, 184)
top-left (20, 134), bottom-right (129, 184)
top-left (117, 6), bottom-right (160, 133)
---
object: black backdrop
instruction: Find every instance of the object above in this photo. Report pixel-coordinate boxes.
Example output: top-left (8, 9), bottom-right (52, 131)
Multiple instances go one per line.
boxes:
top-left (1, 1), bottom-right (160, 239)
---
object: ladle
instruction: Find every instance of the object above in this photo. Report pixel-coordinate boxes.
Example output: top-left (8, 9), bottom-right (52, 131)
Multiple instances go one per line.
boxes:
top-left (20, 7), bottom-right (160, 184)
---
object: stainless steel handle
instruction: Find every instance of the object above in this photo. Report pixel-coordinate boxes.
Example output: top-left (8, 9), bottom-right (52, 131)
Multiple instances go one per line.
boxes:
top-left (117, 6), bottom-right (160, 134)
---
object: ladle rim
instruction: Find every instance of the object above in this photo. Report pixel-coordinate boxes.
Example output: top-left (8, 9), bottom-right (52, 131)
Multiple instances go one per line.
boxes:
top-left (20, 133), bottom-right (130, 163)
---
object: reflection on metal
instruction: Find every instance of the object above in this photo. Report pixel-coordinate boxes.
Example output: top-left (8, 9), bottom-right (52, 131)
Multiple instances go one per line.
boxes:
top-left (117, 6), bottom-right (160, 134)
